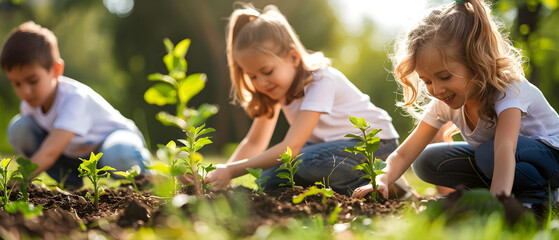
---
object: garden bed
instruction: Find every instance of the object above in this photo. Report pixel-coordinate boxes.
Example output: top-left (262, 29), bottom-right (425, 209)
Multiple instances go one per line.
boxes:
top-left (0, 174), bottom-right (405, 239)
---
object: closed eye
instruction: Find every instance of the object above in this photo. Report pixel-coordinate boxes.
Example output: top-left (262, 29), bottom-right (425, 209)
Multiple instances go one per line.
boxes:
top-left (264, 69), bottom-right (273, 75)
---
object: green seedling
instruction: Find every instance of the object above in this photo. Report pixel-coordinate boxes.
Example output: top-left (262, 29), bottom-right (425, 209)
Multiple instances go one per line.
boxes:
top-left (13, 157), bottom-right (41, 202)
top-left (275, 147), bottom-right (302, 190)
top-left (144, 38), bottom-right (218, 196)
top-left (114, 165), bottom-right (142, 196)
top-left (344, 117), bottom-right (387, 201)
top-left (0, 158), bottom-right (19, 206)
top-left (246, 168), bottom-right (269, 194)
top-left (78, 152), bottom-right (115, 206)
top-left (4, 199), bottom-right (43, 218)
top-left (292, 182), bottom-right (334, 206)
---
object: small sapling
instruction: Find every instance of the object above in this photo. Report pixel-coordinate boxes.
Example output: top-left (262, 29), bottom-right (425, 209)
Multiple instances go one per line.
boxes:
top-left (114, 165), bottom-right (142, 196)
top-left (344, 117), bottom-right (387, 201)
top-left (246, 168), bottom-right (269, 194)
top-left (14, 157), bottom-right (40, 202)
top-left (275, 147), bottom-right (302, 190)
top-left (78, 152), bottom-right (115, 206)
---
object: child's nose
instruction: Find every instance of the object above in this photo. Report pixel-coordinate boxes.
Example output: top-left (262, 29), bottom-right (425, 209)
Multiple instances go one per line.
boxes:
top-left (432, 82), bottom-right (446, 96)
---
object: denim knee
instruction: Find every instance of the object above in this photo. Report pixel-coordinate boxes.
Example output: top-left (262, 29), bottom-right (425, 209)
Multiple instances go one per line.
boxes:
top-left (7, 115), bottom-right (46, 158)
top-left (98, 129), bottom-right (151, 175)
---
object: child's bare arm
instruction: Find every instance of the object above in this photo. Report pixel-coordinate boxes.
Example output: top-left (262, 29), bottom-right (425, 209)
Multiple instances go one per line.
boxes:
top-left (227, 104), bottom-right (281, 163)
top-left (206, 110), bottom-right (321, 188)
top-left (491, 108), bottom-right (521, 196)
top-left (31, 129), bottom-right (74, 176)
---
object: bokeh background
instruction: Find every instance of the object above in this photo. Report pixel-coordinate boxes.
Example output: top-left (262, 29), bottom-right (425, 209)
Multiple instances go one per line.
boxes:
top-left (1, 0), bottom-right (558, 158)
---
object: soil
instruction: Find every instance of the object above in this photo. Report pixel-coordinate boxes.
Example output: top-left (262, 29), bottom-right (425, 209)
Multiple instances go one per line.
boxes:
top-left (0, 175), bottom-right (404, 239)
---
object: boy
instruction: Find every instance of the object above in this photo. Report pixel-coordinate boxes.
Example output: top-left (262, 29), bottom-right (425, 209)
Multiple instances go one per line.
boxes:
top-left (1, 21), bottom-right (150, 189)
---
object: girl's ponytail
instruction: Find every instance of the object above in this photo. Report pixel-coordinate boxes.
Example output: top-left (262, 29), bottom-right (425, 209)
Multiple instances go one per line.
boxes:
top-left (460, 0), bottom-right (524, 125)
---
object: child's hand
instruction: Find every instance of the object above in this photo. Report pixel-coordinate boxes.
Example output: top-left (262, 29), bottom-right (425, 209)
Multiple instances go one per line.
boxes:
top-left (352, 177), bottom-right (390, 199)
top-left (204, 164), bottom-right (232, 189)
top-left (352, 184), bottom-right (374, 199)
top-left (177, 174), bottom-right (194, 184)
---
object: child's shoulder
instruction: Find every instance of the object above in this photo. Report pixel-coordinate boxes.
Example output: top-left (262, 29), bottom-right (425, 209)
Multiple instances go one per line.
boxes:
top-left (57, 76), bottom-right (96, 95)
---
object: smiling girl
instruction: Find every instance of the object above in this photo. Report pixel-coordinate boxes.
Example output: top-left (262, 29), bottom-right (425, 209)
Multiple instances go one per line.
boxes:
top-left (203, 4), bottom-right (413, 197)
top-left (352, 0), bottom-right (559, 206)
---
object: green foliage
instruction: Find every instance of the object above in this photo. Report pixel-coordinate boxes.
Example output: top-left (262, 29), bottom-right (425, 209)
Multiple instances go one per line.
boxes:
top-left (0, 158), bottom-right (19, 206)
top-left (144, 38), bottom-right (218, 196)
top-left (246, 168), bottom-right (269, 194)
top-left (113, 165), bottom-right (142, 196)
top-left (344, 117), bottom-right (387, 201)
top-left (275, 147), bottom-right (303, 190)
top-left (292, 182), bottom-right (334, 206)
top-left (78, 152), bottom-right (115, 206)
top-left (4, 200), bottom-right (43, 218)
top-left (13, 157), bottom-right (40, 202)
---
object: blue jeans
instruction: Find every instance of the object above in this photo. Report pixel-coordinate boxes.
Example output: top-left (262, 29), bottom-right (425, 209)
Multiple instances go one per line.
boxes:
top-left (412, 136), bottom-right (559, 203)
top-left (260, 139), bottom-right (399, 196)
top-left (7, 115), bottom-right (151, 189)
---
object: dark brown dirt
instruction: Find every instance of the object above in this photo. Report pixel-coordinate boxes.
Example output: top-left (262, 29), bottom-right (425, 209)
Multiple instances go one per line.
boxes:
top-left (0, 175), bottom-right (404, 239)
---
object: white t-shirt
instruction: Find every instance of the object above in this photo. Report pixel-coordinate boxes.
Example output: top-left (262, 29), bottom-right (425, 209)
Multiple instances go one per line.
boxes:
top-left (422, 78), bottom-right (559, 150)
top-left (281, 67), bottom-right (399, 143)
top-left (20, 76), bottom-right (139, 158)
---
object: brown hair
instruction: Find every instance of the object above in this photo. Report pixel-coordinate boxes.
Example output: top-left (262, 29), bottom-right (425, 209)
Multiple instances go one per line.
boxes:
top-left (392, 0), bottom-right (524, 126)
top-left (226, 4), bottom-right (330, 118)
top-left (1, 21), bottom-right (60, 71)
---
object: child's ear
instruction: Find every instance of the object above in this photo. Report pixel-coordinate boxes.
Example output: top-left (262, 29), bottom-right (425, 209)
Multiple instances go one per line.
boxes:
top-left (288, 50), bottom-right (301, 67)
top-left (52, 58), bottom-right (65, 78)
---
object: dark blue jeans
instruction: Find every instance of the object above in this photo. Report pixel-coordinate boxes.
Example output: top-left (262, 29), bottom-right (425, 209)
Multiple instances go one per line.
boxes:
top-left (260, 139), bottom-right (399, 196)
top-left (412, 136), bottom-right (559, 203)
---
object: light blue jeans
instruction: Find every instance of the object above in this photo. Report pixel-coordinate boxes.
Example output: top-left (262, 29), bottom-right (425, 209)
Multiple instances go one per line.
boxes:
top-left (412, 136), bottom-right (559, 203)
top-left (260, 139), bottom-right (399, 196)
top-left (7, 115), bottom-right (151, 189)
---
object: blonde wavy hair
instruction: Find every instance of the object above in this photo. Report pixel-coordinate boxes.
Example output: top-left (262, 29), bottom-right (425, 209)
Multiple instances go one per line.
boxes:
top-left (391, 0), bottom-right (525, 130)
top-left (226, 4), bottom-right (330, 118)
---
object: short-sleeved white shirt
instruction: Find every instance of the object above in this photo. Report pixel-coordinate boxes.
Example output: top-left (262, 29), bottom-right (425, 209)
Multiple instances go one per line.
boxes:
top-left (281, 67), bottom-right (399, 143)
top-left (422, 78), bottom-right (559, 150)
top-left (20, 76), bottom-right (139, 158)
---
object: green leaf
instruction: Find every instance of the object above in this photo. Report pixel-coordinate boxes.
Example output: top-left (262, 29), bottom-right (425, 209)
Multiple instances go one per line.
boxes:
top-left (155, 112), bottom-right (186, 129)
top-left (98, 166), bottom-right (116, 172)
top-left (246, 168), bottom-right (263, 178)
top-left (178, 73), bottom-right (206, 105)
top-left (174, 38), bottom-right (191, 58)
top-left (113, 171), bottom-right (129, 178)
top-left (4, 200), bottom-right (43, 218)
top-left (171, 158), bottom-right (188, 176)
top-left (148, 73), bottom-right (177, 86)
top-left (367, 129), bottom-right (382, 139)
top-left (197, 127), bottom-right (216, 137)
top-left (163, 38), bottom-right (174, 54)
top-left (352, 164), bottom-right (364, 171)
top-left (344, 134), bottom-right (364, 141)
top-left (358, 118), bottom-right (369, 128)
top-left (276, 172), bottom-right (291, 179)
top-left (349, 116), bottom-right (359, 126)
top-left (365, 140), bottom-right (380, 154)
top-left (193, 137), bottom-right (213, 152)
top-left (145, 162), bottom-right (170, 175)
top-left (373, 158), bottom-right (387, 171)
top-left (144, 83), bottom-right (177, 106)
top-left (1, 158), bottom-right (12, 169)
top-left (163, 54), bottom-right (174, 73)
top-left (293, 186), bottom-right (320, 204)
